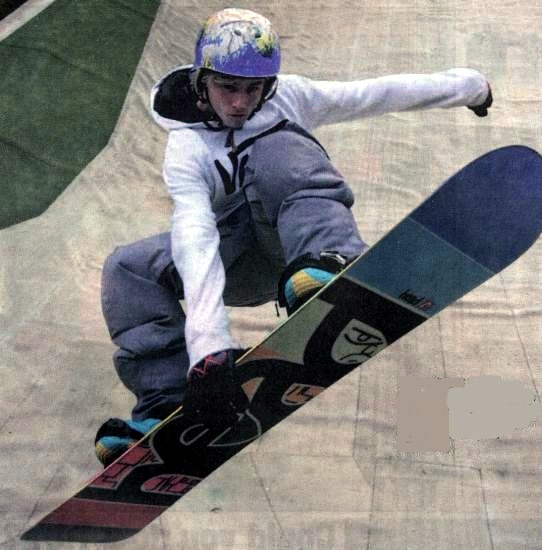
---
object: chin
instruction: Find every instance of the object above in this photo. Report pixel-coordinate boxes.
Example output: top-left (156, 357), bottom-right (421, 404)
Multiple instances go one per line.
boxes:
top-left (226, 119), bottom-right (246, 129)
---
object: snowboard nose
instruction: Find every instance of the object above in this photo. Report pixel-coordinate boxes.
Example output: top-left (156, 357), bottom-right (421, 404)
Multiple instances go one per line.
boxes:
top-left (410, 145), bottom-right (542, 273)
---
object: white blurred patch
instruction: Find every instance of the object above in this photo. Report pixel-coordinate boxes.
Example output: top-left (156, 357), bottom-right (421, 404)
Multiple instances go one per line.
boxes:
top-left (449, 375), bottom-right (542, 439)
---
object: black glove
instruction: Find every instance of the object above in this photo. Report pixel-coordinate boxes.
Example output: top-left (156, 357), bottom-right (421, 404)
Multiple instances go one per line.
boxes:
top-left (183, 348), bottom-right (249, 425)
top-left (468, 83), bottom-right (493, 117)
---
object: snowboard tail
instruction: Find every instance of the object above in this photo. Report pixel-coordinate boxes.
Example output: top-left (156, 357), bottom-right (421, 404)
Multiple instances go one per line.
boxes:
top-left (22, 146), bottom-right (542, 542)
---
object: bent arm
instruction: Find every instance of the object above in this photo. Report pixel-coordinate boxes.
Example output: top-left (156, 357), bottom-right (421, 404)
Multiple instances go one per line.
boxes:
top-left (164, 132), bottom-right (239, 367)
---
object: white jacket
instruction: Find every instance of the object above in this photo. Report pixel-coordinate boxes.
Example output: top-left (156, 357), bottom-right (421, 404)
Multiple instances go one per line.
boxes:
top-left (150, 66), bottom-right (489, 368)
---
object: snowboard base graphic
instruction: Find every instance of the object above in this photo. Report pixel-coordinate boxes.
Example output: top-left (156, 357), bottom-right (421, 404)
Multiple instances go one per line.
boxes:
top-left (22, 146), bottom-right (542, 542)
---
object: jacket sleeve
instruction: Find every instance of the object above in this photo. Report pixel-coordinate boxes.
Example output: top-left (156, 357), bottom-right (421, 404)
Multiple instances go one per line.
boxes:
top-left (163, 130), bottom-right (240, 368)
top-left (277, 68), bottom-right (490, 130)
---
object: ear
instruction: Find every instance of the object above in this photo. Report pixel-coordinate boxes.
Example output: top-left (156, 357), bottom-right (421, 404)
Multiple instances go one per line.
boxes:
top-left (192, 68), bottom-right (211, 103)
top-left (196, 99), bottom-right (211, 112)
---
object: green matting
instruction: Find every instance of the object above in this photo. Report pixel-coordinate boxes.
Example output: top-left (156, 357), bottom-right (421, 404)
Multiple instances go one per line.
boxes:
top-left (0, 0), bottom-right (159, 228)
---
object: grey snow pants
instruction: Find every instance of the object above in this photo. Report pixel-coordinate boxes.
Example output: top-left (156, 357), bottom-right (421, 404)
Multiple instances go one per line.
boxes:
top-left (101, 122), bottom-right (367, 420)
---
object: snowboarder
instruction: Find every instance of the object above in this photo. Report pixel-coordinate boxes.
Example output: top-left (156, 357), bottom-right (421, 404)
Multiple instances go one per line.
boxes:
top-left (95, 8), bottom-right (492, 466)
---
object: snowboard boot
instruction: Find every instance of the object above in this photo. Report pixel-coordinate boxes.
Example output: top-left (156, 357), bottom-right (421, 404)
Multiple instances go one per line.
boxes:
top-left (95, 417), bottom-right (161, 467)
top-left (278, 252), bottom-right (349, 315)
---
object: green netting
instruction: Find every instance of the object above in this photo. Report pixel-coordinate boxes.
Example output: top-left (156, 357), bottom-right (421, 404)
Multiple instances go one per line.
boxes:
top-left (0, 0), bottom-right (160, 228)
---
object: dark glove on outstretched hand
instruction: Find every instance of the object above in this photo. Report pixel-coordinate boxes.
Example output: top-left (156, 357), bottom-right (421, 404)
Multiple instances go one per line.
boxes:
top-left (468, 83), bottom-right (493, 117)
top-left (184, 348), bottom-right (249, 425)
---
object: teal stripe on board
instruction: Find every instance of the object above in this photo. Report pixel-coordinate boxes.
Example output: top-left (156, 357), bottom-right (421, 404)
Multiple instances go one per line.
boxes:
top-left (0, 0), bottom-right (160, 229)
top-left (346, 217), bottom-right (494, 315)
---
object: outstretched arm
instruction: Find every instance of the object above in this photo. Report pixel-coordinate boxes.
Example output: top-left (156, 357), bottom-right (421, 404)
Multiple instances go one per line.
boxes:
top-left (277, 68), bottom-right (492, 129)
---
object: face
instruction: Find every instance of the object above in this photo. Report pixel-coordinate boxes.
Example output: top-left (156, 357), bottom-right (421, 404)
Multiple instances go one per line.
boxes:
top-left (205, 74), bottom-right (266, 128)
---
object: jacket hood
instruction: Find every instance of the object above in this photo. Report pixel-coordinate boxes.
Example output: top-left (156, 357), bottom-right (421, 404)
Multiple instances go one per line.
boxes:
top-left (150, 65), bottom-right (215, 131)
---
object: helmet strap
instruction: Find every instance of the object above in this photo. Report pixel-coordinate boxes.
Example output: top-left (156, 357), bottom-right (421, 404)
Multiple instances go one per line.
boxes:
top-left (192, 68), bottom-right (210, 104)
top-left (248, 77), bottom-right (278, 119)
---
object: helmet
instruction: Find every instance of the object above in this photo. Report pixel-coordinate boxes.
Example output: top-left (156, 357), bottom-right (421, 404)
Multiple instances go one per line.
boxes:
top-left (194, 8), bottom-right (281, 78)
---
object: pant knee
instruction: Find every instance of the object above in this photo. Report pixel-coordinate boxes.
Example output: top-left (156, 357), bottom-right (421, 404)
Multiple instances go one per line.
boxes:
top-left (100, 235), bottom-right (182, 336)
top-left (102, 245), bottom-right (126, 282)
top-left (102, 233), bottom-right (173, 284)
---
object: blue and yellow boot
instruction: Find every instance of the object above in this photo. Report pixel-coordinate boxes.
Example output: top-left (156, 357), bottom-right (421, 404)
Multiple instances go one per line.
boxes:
top-left (94, 417), bottom-right (161, 467)
top-left (278, 252), bottom-right (348, 315)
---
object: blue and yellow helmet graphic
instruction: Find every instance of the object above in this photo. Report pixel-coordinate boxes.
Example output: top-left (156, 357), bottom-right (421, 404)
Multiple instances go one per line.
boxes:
top-left (194, 8), bottom-right (281, 78)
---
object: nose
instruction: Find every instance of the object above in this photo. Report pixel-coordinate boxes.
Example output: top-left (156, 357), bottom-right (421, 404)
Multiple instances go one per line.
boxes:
top-left (231, 91), bottom-right (250, 110)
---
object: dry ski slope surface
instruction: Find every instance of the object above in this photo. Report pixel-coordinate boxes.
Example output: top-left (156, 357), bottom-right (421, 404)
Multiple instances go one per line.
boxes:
top-left (2, 1), bottom-right (542, 548)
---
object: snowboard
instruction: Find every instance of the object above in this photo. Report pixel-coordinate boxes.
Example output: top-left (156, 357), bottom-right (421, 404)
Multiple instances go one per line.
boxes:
top-left (22, 145), bottom-right (542, 542)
